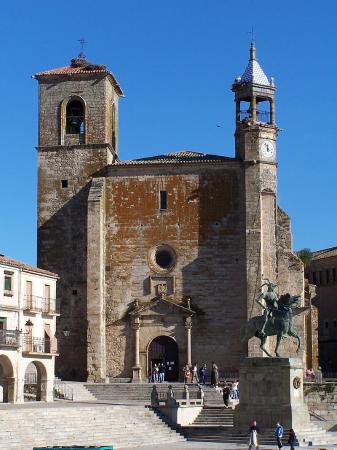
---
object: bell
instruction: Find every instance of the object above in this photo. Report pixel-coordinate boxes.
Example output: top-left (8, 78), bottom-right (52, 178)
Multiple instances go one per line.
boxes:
top-left (70, 118), bottom-right (79, 126)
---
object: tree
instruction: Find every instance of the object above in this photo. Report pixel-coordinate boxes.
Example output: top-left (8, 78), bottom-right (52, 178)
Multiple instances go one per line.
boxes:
top-left (296, 248), bottom-right (313, 268)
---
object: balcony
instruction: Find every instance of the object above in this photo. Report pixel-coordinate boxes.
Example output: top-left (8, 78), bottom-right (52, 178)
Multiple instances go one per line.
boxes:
top-left (0, 329), bottom-right (21, 348)
top-left (23, 336), bottom-right (58, 355)
top-left (23, 295), bottom-right (60, 315)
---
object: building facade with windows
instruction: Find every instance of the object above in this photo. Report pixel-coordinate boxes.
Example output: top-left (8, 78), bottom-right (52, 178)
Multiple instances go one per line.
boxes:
top-left (0, 255), bottom-right (58, 402)
top-left (34, 45), bottom-right (311, 383)
top-left (307, 247), bottom-right (337, 372)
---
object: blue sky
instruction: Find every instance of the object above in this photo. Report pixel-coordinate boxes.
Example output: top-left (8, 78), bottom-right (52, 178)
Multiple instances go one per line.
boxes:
top-left (1, 0), bottom-right (336, 265)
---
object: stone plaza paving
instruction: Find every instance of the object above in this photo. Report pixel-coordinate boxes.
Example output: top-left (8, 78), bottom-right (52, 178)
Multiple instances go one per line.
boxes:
top-left (122, 443), bottom-right (337, 450)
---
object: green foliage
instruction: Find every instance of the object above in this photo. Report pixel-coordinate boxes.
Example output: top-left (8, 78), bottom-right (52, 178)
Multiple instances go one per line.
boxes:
top-left (304, 382), bottom-right (336, 400)
top-left (296, 248), bottom-right (313, 267)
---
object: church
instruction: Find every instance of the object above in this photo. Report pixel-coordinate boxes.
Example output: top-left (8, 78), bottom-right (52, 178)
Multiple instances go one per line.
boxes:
top-left (34, 43), bottom-right (308, 382)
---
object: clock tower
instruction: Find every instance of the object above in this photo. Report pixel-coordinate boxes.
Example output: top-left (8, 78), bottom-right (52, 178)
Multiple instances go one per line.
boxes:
top-left (232, 43), bottom-right (279, 356)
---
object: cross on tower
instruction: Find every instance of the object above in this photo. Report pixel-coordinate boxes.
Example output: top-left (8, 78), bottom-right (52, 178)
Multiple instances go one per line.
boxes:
top-left (248, 26), bottom-right (255, 44)
top-left (78, 38), bottom-right (87, 59)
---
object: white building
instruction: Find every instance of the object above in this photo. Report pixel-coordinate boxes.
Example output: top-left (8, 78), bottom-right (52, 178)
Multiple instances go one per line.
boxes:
top-left (0, 255), bottom-right (58, 402)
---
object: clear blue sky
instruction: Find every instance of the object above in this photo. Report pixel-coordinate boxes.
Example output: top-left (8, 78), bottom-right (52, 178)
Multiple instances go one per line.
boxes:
top-left (1, 0), bottom-right (336, 265)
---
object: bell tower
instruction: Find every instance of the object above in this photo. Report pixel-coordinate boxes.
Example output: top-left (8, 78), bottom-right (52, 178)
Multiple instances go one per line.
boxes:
top-left (232, 43), bottom-right (279, 356)
top-left (33, 52), bottom-right (124, 380)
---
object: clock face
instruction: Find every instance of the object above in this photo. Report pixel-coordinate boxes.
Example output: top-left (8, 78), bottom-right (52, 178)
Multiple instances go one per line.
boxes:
top-left (260, 140), bottom-right (275, 159)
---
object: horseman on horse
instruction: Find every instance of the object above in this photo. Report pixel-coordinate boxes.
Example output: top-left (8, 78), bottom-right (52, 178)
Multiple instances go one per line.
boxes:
top-left (256, 279), bottom-right (279, 337)
top-left (241, 280), bottom-right (302, 357)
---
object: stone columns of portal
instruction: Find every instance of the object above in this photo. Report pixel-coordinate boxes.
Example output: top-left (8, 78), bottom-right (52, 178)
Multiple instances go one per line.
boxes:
top-left (185, 317), bottom-right (192, 366)
top-left (251, 95), bottom-right (257, 122)
top-left (132, 316), bottom-right (142, 383)
top-left (269, 98), bottom-right (275, 124)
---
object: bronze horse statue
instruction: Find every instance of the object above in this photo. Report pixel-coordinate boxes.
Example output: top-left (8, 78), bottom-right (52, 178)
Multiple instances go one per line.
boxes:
top-left (241, 293), bottom-right (301, 357)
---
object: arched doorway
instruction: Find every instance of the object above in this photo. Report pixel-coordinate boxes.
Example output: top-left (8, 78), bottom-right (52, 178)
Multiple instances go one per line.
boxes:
top-left (148, 336), bottom-right (179, 382)
top-left (0, 355), bottom-right (15, 402)
top-left (24, 361), bottom-right (48, 401)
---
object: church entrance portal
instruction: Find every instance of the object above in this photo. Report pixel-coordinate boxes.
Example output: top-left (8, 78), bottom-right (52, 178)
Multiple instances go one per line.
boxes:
top-left (148, 336), bottom-right (179, 382)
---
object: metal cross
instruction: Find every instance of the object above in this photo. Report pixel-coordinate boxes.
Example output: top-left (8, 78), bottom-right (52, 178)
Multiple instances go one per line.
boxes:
top-left (248, 26), bottom-right (255, 44)
top-left (78, 38), bottom-right (87, 53)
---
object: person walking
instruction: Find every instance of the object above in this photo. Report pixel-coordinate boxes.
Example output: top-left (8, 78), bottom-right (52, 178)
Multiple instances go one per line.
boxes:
top-left (211, 361), bottom-right (219, 387)
top-left (199, 364), bottom-right (207, 385)
top-left (275, 422), bottom-right (284, 449)
top-left (191, 362), bottom-right (199, 384)
top-left (248, 420), bottom-right (260, 450)
top-left (288, 428), bottom-right (297, 450)
top-left (222, 383), bottom-right (231, 408)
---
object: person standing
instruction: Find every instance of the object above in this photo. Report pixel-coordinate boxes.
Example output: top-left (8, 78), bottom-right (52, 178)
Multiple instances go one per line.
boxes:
top-left (248, 420), bottom-right (260, 450)
top-left (222, 383), bottom-right (231, 408)
top-left (275, 422), bottom-right (284, 449)
top-left (211, 361), bottom-right (219, 387)
top-left (191, 362), bottom-right (199, 384)
top-left (159, 363), bottom-right (165, 382)
top-left (182, 364), bottom-right (191, 384)
top-left (199, 364), bottom-right (207, 385)
top-left (153, 364), bottom-right (159, 382)
top-left (288, 428), bottom-right (297, 450)
top-left (231, 380), bottom-right (238, 399)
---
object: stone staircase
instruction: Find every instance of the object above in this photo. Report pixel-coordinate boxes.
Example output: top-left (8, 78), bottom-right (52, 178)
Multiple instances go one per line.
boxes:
top-left (192, 405), bottom-right (234, 426)
top-left (84, 382), bottom-right (223, 405)
top-left (0, 402), bottom-right (185, 450)
top-left (182, 406), bottom-right (337, 446)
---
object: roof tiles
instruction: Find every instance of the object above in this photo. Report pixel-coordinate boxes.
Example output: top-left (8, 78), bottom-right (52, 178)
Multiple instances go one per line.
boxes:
top-left (114, 150), bottom-right (233, 166)
top-left (0, 255), bottom-right (58, 278)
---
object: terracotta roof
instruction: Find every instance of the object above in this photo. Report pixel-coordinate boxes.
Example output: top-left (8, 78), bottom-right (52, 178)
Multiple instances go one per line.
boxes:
top-left (312, 247), bottom-right (337, 260)
top-left (0, 255), bottom-right (58, 278)
top-left (32, 54), bottom-right (124, 96)
top-left (115, 150), bottom-right (234, 166)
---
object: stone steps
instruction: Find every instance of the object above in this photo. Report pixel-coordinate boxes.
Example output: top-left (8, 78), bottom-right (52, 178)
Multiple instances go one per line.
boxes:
top-left (182, 406), bottom-right (337, 446)
top-left (0, 403), bottom-right (185, 449)
top-left (192, 406), bottom-right (234, 426)
top-left (183, 425), bottom-right (337, 446)
top-left (84, 382), bottom-right (223, 405)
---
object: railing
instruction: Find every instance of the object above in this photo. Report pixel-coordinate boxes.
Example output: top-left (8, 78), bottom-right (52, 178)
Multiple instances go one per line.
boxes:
top-left (23, 336), bottom-right (57, 354)
top-left (53, 380), bottom-right (74, 400)
top-left (23, 295), bottom-right (60, 314)
top-left (240, 109), bottom-right (271, 124)
top-left (0, 329), bottom-right (21, 347)
top-left (25, 371), bottom-right (37, 384)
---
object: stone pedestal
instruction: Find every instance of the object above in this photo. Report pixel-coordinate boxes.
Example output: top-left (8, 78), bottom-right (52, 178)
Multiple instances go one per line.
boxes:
top-left (235, 357), bottom-right (310, 430)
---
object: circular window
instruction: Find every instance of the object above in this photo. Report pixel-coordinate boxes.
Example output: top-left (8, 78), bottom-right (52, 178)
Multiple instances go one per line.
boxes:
top-left (149, 245), bottom-right (176, 272)
top-left (155, 249), bottom-right (173, 269)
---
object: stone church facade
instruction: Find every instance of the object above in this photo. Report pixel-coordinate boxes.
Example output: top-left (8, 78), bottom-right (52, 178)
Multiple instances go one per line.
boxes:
top-left (34, 44), bottom-right (307, 382)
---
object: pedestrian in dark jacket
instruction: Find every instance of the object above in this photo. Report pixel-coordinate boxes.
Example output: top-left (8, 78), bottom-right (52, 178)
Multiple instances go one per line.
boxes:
top-left (288, 428), bottom-right (297, 450)
top-left (222, 383), bottom-right (231, 408)
top-left (248, 420), bottom-right (260, 449)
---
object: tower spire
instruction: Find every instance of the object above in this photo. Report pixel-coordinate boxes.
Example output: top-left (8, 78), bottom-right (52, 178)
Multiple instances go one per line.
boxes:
top-left (250, 41), bottom-right (256, 61)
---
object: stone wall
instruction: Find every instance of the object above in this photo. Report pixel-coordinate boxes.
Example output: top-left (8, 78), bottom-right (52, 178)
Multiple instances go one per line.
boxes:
top-left (103, 163), bottom-right (247, 378)
top-left (304, 382), bottom-right (337, 423)
top-left (276, 207), bottom-right (305, 362)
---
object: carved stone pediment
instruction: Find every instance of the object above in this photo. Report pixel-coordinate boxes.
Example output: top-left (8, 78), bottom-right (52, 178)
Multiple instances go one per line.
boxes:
top-left (129, 296), bottom-right (195, 318)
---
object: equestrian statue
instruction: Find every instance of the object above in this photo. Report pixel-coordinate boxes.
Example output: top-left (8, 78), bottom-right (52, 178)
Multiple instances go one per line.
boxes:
top-left (241, 279), bottom-right (302, 357)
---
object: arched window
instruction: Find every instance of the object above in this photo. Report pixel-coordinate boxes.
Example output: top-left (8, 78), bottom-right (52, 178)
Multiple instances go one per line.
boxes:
top-left (66, 100), bottom-right (84, 135)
